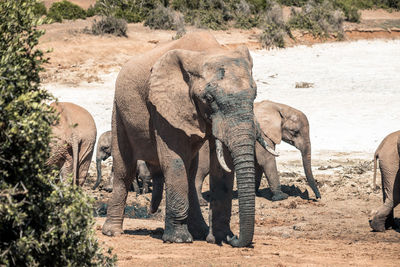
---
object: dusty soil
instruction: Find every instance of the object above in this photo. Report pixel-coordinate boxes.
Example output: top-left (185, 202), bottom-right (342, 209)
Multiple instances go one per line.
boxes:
top-left (39, 6), bottom-right (400, 266)
top-left (85, 154), bottom-right (400, 266)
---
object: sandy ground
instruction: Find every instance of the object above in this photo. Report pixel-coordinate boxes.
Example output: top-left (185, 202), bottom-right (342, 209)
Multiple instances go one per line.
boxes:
top-left (40, 11), bottom-right (400, 266)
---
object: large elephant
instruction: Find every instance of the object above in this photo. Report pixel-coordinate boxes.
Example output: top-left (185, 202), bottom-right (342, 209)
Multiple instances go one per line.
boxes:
top-left (370, 131), bottom-right (400, 232)
top-left (195, 100), bottom-right (321, 204)
top-left (93, 130), bottom-right (152, 194)
top-left (47, 102), bottom-right (97, 186)
top-left (102, 32), bottom-right (277, 247)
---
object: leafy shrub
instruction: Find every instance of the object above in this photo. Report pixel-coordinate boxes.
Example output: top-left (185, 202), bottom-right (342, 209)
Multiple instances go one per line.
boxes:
top-left (33, 1), bottom-right (47, 16)
top-left (94, 0), bottom-right (160, 23)
top-left (259, 2), bottom-right (291, 48)
top-left (47, 0), bottom-right (87, 23)
top-left (233, 0), bottom-right (259, 29)
top-left (0, 0), bottom-right (116, 265)
top-left (289, 0), bottom-right (345, 39)
top-left (333, 0), bottom-right (361, 22)
top-left (91, 16), bottom-right (128, 36)
top-left (144, 4), bottom-right (185, 30)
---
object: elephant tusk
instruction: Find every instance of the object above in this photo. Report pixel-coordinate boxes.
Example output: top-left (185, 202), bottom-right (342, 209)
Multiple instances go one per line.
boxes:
top-left (257, 135), bottom-right (279, 157)
top-left (216, 139), bottom-right (232, 173)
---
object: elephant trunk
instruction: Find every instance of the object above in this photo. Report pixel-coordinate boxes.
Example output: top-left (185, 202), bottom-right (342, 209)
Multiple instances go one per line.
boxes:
top-left (93, 158), bottom-right (103, 190)
top-left (301, 143), bottom-right (321, 199)
top-left (225, 122), bottom-right (256, 247)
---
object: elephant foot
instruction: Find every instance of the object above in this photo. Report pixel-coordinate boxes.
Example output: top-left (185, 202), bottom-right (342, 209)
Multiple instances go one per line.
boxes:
top-left (102, 219), bottom-right (123, 236)
top-left (188, 220), bottom-right (208, 240)
top-left (369, 218), bottom-right (386, 232)
top-left (272, 191), bottom-right (289, 201)
top-left (199, 197), bottom-right (208, 207)
top-left (162, 223), bottom-right (193, 243)
top-left (206, 232), bottom-right (216, 244)
top-left (206, 228), bottom-right (233, 245)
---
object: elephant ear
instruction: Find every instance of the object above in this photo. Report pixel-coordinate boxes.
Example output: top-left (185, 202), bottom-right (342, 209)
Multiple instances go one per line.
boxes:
top-left (254, 103), bottom-right (282, 145)
top-left (149, 49), bottom-right (206, 139)
top-left (233, 45), bottom-right (253, 69)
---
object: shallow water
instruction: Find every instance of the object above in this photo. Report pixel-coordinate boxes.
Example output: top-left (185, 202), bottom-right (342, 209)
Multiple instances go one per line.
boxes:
top-left (252, 39), bottom-right (400, 152)
top-left (47, 40), bottom-right (400, 154)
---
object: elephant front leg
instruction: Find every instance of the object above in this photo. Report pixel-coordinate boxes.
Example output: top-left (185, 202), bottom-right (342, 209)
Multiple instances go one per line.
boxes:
top-left (162, 157), bottom-right (193, 243)
top-left (187, 155), bottom-right (209, 240)
top-left (256, 142), bottom-right (288, 201)
top-left (207, 140), bottom-right (234, 244)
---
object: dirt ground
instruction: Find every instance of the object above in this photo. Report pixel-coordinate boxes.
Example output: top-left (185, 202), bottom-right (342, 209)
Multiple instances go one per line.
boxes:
top-left (85, 153), bottom-right (400, 266)
top-left (39, 6), bottom-right (400, 266)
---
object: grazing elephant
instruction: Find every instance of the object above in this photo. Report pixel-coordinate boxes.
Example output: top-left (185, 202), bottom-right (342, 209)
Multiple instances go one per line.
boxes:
top-left (92, 130), bottom-right (152, 194)
top-left (195, 100), bottom-right (321, 204)
top-left (102, 32), bottom-right (277, 247)
top-left (47, 102), bottom-right (97, 186)
top-left (369, 131), bottom-right (400, 232)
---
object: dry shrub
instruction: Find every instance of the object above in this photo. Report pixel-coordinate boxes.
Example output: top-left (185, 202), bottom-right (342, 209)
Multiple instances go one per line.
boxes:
top-left (289, 0), bottom-right (345, 39)
top-left (90, 16), bottom-right (128, 37)
top-left (259, 2), bottom-right (291, 48)
top-left (145, 4), bottom-right (186, 31)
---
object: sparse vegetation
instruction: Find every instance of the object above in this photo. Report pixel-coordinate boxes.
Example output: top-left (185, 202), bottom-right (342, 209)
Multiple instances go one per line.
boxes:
top-left (47, 0), bottom-right (87, 23)
top-left (289, 0), bottom-right (345, 39)
top-left (259, 2), bottom-right (291, 48)
top-left (91, 16), bottom-right (128, 36)
top-left (144, 4), bottom-right (185, 30)
top-left (0, 0), bottom-right (116, 265)
top-left (33, 1), bottom-right (47, 17)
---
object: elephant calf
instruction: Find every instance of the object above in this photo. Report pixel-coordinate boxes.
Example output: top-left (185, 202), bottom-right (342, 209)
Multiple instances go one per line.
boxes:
top-left (370, 131), bottom-right (400, 232)
top-left (93, 130), bottom-right (151, 193)
top-left (47, 102), bottom-right (97, 186)
top-left (195, 100), bottom-right (321, 205)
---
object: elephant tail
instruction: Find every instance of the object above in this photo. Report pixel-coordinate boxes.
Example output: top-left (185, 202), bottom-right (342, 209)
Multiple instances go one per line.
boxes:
top-left (72, 137), bottom-right (79, 186)
top-left (373, 151), bottom-right (379, 188)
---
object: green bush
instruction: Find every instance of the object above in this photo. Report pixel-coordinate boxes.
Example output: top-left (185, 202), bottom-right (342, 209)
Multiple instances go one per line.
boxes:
top-left (33, 1), bottom-right (47, 17)
top-left (47, 0), bottom-right (87, 23)
top-left (289, 0), bottom-right (345, 39)
top-left (144, 4), bottom-right (185, 30)
top-left (333, 0), bottom-right (361, 22)
top-left (94, 0), bottom-right (161, 23)
top-left (0, 0), bottom-right (116, 265)
top-left (91, 16), bottom-right (128, 36)
top-left (259, 2), bottom-right (291, 48)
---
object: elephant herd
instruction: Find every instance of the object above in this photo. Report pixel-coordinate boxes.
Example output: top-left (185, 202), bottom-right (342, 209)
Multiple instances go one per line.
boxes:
top-left (47, 31), bottom-right (398, 248)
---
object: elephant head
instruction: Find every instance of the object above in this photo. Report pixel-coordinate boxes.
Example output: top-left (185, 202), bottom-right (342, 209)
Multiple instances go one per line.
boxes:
top-left (93, 130), bottom-right (112, 190)
top-left (149, 46), bottom-right (277, 247)
top-left (255, 101), bottom-right (321, 199)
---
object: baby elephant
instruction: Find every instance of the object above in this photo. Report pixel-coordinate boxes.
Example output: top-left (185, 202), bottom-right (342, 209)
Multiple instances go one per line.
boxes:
top-left (195, 100), bottom-right (321, 205)
top-left (370, 131), bottom-right (400, 232)
top-left (47, 102), bottom-right (97, 186)
top-left (93, 130), bottom-right (152, 193)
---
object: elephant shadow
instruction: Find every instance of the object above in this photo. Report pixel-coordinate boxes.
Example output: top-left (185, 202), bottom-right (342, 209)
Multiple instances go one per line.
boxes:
top-left (253, 185), bottom-right (310, 201)
top-left (201, 184), bottom-right (312, 202)
top-left (394, 218), bottom-right (400, 233)
top-left (123, 228), bottom-right (164, 240)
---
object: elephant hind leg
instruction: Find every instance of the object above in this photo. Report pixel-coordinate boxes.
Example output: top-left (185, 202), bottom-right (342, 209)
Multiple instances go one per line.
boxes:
top-left (77, 147), bottom-right (94, 186)
top-left (370, 164), bottom-right (399, 232)
top-left (103, 113), bottom-right (137, 237)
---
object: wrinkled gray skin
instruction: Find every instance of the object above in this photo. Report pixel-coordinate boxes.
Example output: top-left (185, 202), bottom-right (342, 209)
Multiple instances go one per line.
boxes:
top-left (93, 131), bottom-right (151, 194)
top-left (47, 102), bottom-right (97, 186)
top-left (195, 100), bottom-right (321, 205)
top-left (102, 32), bottom-right (277, 247)
top-left (370, 131), bottom-right (400, 232)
